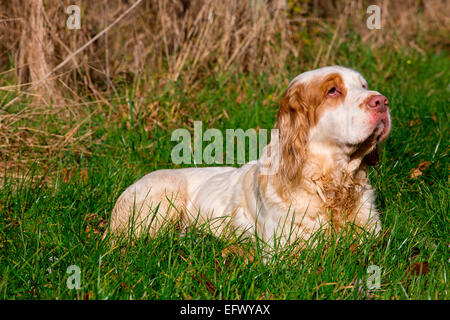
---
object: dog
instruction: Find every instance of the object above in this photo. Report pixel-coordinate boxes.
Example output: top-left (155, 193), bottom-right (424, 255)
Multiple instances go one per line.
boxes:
top-left (107, 66), bottom-right (391, 246)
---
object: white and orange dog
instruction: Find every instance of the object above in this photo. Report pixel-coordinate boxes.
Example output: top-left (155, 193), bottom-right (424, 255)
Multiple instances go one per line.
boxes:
top-left (108, 66), bottom-right (391, 246)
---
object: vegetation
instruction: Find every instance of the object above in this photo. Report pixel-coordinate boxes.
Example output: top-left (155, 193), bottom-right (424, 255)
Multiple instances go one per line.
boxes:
top-left (0, 0), bottom-right (448, 299)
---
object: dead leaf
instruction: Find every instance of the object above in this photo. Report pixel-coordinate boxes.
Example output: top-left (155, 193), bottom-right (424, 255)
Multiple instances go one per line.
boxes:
top-left (80, 168), bottom-right (88, 182)
top-left (315, 266), bottom-right (324, 275)
top-left (61, 167), bottom-right (89, 183)
top-left (417, 161), bottom-right (431, 171)
top-left (406, 262), bottom-right (430, 276)
top-left (84, 213), bottom-right (108, 238)
top-left (61, 168), bottom-right (71, 183)
top-left (409, 160), bottom-right (431, 179)
top-left (222, 109), bottom-right (229, 120)
top-left (235, 91), bottom-right (246, 104)
top-left (409, 168), bottom-right (423, 178)
top-left (349, 243), bottom-right (359, 255)
top-left (192, 272), bottom-right (217, 297)
top-left (259, 291), bottom-right (275, 300)
top-left (221, 244), bottom-right (254, 264)
top-left (408, 119), bottom-right (422, 127)
top-left (431, 111), bottom-right (437, 123)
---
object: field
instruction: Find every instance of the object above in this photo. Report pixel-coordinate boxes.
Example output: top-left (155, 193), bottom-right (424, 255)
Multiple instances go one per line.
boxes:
top-left (0, 0), bottom-right (449, 300)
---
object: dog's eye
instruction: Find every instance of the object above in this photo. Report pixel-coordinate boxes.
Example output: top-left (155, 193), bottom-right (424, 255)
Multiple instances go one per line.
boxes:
top-left (327, 87), bottom-right (339, 96)
top-left (362, 84), bottom-right (367, 89)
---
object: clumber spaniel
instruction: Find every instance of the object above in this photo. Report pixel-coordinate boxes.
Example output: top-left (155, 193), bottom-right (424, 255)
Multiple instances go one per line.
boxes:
top-left (107, 66), bottom-right (391, 246)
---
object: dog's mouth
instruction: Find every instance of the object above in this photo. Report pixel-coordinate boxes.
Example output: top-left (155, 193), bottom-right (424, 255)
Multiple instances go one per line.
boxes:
top-left (350, 127), bottom-right (383, 166)
top-left (374, 114), bottom-right (391, 143)
top-left (353, 115), bottom-right (390, 166)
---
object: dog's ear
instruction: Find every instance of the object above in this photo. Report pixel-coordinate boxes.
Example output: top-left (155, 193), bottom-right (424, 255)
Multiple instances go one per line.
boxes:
top-left (274, 82), bottom-right (310, 187)
top-left (363, 144), bottom-right (380, 166)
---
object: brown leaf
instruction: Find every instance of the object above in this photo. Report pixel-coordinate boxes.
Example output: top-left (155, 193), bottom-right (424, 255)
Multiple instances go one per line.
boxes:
top-left (408, 119), bottom-right (422, 127)
top-left (259, 291), bottom-right (275, 300)
top-left (61, 167), bottom-right (89, 183)
top-left (417, 161), bottom-right (431, 171)
top-left (409, 168), bottom-right (423, 179)
top-left (215, 253), bottom-right (235, 274)
top-left (409, 161), bottom-right (431, 179)
top-left (235, 91), bottom-right (246, 104)
top-left (84, 225), bottom-right (92, 235)
top-left (222, 109), bottom-right (229, 120)
top-left (97, 220), bottom-right (108, 229)
top-left (221, 244), bottom-right (254, 264)
top-left (192, 272), bottom-right (217, 297)
top-left (80, 168), bottom-right (88, 183)
top-left (61, 167), bottom-right (71, 183)
top-left (349, 244), bottom-right (359, 255)
top-left (201, 273), bottom-right (217, 296)
top-left (84, 213), bottom-right (107, 237)
top-left (85, 213), bottom-right (99, 222)
top-left (406, 262), bottom-right (430, 276)
top-left (431, 111), bottom-right (437, 123)
top-left (315, 266), bottom-right (324, 275)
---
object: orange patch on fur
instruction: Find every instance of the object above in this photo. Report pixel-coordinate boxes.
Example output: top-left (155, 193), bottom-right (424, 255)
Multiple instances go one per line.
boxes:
top-left (273, 73), bottom-right (347, 199)
top-left (314, 73), bottom-right (347, 121)
top-left (359, 95), bottom-right (373, 110)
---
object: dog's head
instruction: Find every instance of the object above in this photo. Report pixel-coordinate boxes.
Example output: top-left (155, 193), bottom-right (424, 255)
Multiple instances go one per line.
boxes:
top-left (274, 66), bottom-right (391, 183)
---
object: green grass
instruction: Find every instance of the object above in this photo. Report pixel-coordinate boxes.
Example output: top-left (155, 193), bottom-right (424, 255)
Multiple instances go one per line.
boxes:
top-left (0, 46), bottom-right (449, 300)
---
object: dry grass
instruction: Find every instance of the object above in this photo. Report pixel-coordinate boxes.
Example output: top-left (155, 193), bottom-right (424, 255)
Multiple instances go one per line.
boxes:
top-left (0, 0), bottom-right (448, 176)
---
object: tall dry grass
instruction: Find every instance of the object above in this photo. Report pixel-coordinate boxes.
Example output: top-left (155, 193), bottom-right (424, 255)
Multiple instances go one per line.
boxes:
top-left (0, 0), bottom-right (448, 175)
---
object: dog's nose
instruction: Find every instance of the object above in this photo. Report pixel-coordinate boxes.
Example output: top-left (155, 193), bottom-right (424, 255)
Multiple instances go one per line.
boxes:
top-left (368, 94), bottom-right (388, 112)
